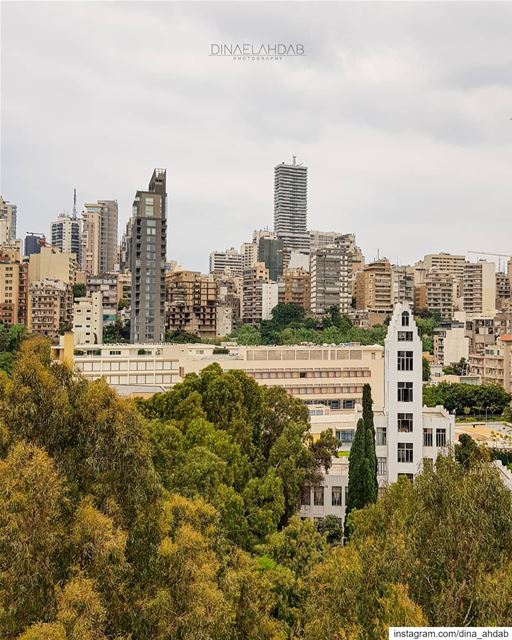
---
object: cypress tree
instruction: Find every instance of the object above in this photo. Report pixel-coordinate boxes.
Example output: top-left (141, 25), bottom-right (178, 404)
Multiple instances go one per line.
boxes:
top-left (362, 383), bottom-right (378, 495)
top-left (345, 386), bottom-right (379, 537)
top-left (346, 418), bottom-right (365, 515)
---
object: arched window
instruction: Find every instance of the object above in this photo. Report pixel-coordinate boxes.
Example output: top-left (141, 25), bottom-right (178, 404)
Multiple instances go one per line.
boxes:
top-left (401, 311), bottom-right (410, 327)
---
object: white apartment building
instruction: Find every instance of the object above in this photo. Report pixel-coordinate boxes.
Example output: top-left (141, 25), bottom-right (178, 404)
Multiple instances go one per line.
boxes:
top-left (261, 282), bottom-right (279, 320)
top-left (72, 292), bottom-right (103, 345)
top-left (300, 303), bottom-right (454, 522)
top-left (209, 248), bottom-right (244, 277)
top-left (433, 322), bottom-right (469, 367)
top-left (50, 213), bottom-right (81, 260)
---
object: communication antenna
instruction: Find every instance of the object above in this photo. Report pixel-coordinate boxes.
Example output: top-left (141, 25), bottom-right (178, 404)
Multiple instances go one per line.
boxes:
top-left (72, 188), bottom-right (77, 219)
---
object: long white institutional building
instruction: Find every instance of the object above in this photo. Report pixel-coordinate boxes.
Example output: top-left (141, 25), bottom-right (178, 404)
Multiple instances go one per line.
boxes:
top-left (54, 303), bottom-right (454, 525)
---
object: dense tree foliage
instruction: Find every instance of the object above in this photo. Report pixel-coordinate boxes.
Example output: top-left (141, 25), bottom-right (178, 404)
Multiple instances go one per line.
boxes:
top-left (231, 303), bottom-right (387, 346)
top-left (443, 357), bottom-right (468, 376)
top-left (0, 323), bottom-right (26, 374)
top-left (423, 381), bottom-right (511, 416)
top-left (2, 338), bottom-right (512, 638)
top-left (72, 283), bottom-right (86, 300)
top-left (305, 455), bottom-right (512, 638)
top-left (164, 329), bottom-right (203, 343)
top-left (103, 319), bottom-right (130, 344)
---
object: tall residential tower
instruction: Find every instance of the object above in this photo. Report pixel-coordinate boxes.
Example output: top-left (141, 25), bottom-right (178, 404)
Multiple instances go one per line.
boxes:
top-left (130, 169), bottom-right (167, 343)
top-left (274, 157), bottom-right (309, 252)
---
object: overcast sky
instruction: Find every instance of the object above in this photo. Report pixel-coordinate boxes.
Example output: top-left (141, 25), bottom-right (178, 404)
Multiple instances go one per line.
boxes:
top-left (2, 1), bottom-right (512, 272)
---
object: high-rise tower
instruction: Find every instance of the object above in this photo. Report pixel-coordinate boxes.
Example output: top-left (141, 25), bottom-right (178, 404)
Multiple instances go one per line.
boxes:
top-left (130, 169), bottom-right (167, 343)
top-left (274, 157), bottom-right (309, 252)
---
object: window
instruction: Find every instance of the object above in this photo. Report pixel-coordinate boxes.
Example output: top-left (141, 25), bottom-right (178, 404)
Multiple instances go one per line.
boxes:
top-left (335, 429), bottom-right (354, 444)
top-left (376, 427), bottom-right (387, 446)
top-left (398, 413), bottom-right (413, 432)
top-left (436, 428), bottom-right (447, 447)
top-left (398, 473), bottom-right (414, 481)
top-left (398, 443), bottom-right (413, 463)
top-left (401, 311), bottom-right (410, 327)
top-left (397, 351), bottom-right (413, 371)
top-left (398, 382), bottom-right (413, 402)
top-left (377, 457), bottom-right (387, 475)
top-left (313, 486), bottom-right (324, 506)
top-left (331, 486), bottom-right (343, 506)
top-left (423, 428), bottom-right (433, 447)
top-left (299, 371), bottom-right (306, 378)
top-left (300, 486), bottom-right (311, 506)
top-left (343, 399), bottom-right (356, 409)
top-left (398, 331), bottom-right (413, 341)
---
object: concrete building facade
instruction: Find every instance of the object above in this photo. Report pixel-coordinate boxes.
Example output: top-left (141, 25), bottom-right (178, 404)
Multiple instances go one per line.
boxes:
top-left (310, 245), bottom-right (351, 315)
top-left (0, 196), bottom-right (17, 244)
top-left (165, 270), bottom-right (218, 339)
top-left (29, 245), bottom-right (77, 285)
top-left (463, 261), bottom-right (496, 316)
top-left (50, 213), bottom-right (81, 260)
top-left (29, 278), bottom-right (72, 339)
top-left (274, 158), bottom-right (309, 252)
top-left (72, 292), bottom-right (103, 345)
top-left (282, 268), bottom-right (311, 311)
top-left (209, 248), bottom-right (244, 277)
top-left (0, 252), bottom-right (28, 327)
top-left (130, 169), bottom-right (167, 344)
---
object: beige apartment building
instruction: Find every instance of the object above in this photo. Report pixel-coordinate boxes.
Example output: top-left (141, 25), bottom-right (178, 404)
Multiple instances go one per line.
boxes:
top-left (355, 259), bottom-right (393, 313)
top-left (281, 267), bottom-right (311, 311)
top-left (242, 262), bottom-right (270, 325)
top-left (417, 270), bottom-right (457, 319)
top-left (28, 278), bottom-right (73, 339)
top-left (418, 253), bottom-right (466, 282)
top-left (81, 209), bottom-right (101, 276)
top-left (166, 270), bottom-right (218, 339)
top-left (463, 261), bottom-right (496, 316)
top-left (0, 253), bottom-right (28, 327)
top-left (28, 245), bottom-right (77, 285)
top-left (53, 338), bottom-right (385, 409)
top-left (469, 335), bottom-right (512, 395)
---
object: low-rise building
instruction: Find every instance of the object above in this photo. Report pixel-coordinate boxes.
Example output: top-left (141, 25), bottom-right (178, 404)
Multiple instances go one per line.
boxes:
top-left (53, 338), bottom-right (386, 410)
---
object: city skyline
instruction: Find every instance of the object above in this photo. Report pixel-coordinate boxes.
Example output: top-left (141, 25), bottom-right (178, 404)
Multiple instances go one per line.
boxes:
top-left (2, 2), bottom-right (512, 272)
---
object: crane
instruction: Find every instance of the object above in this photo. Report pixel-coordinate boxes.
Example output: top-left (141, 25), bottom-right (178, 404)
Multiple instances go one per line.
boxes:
top-left (468, 251), bottom-right (512, 272)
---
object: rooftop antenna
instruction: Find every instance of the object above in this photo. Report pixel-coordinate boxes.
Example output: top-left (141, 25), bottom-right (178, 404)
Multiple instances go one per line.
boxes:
top-left (292, 155), bottom-right (296, 165)
top-left (72, 188), bottom-right (77, 219)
